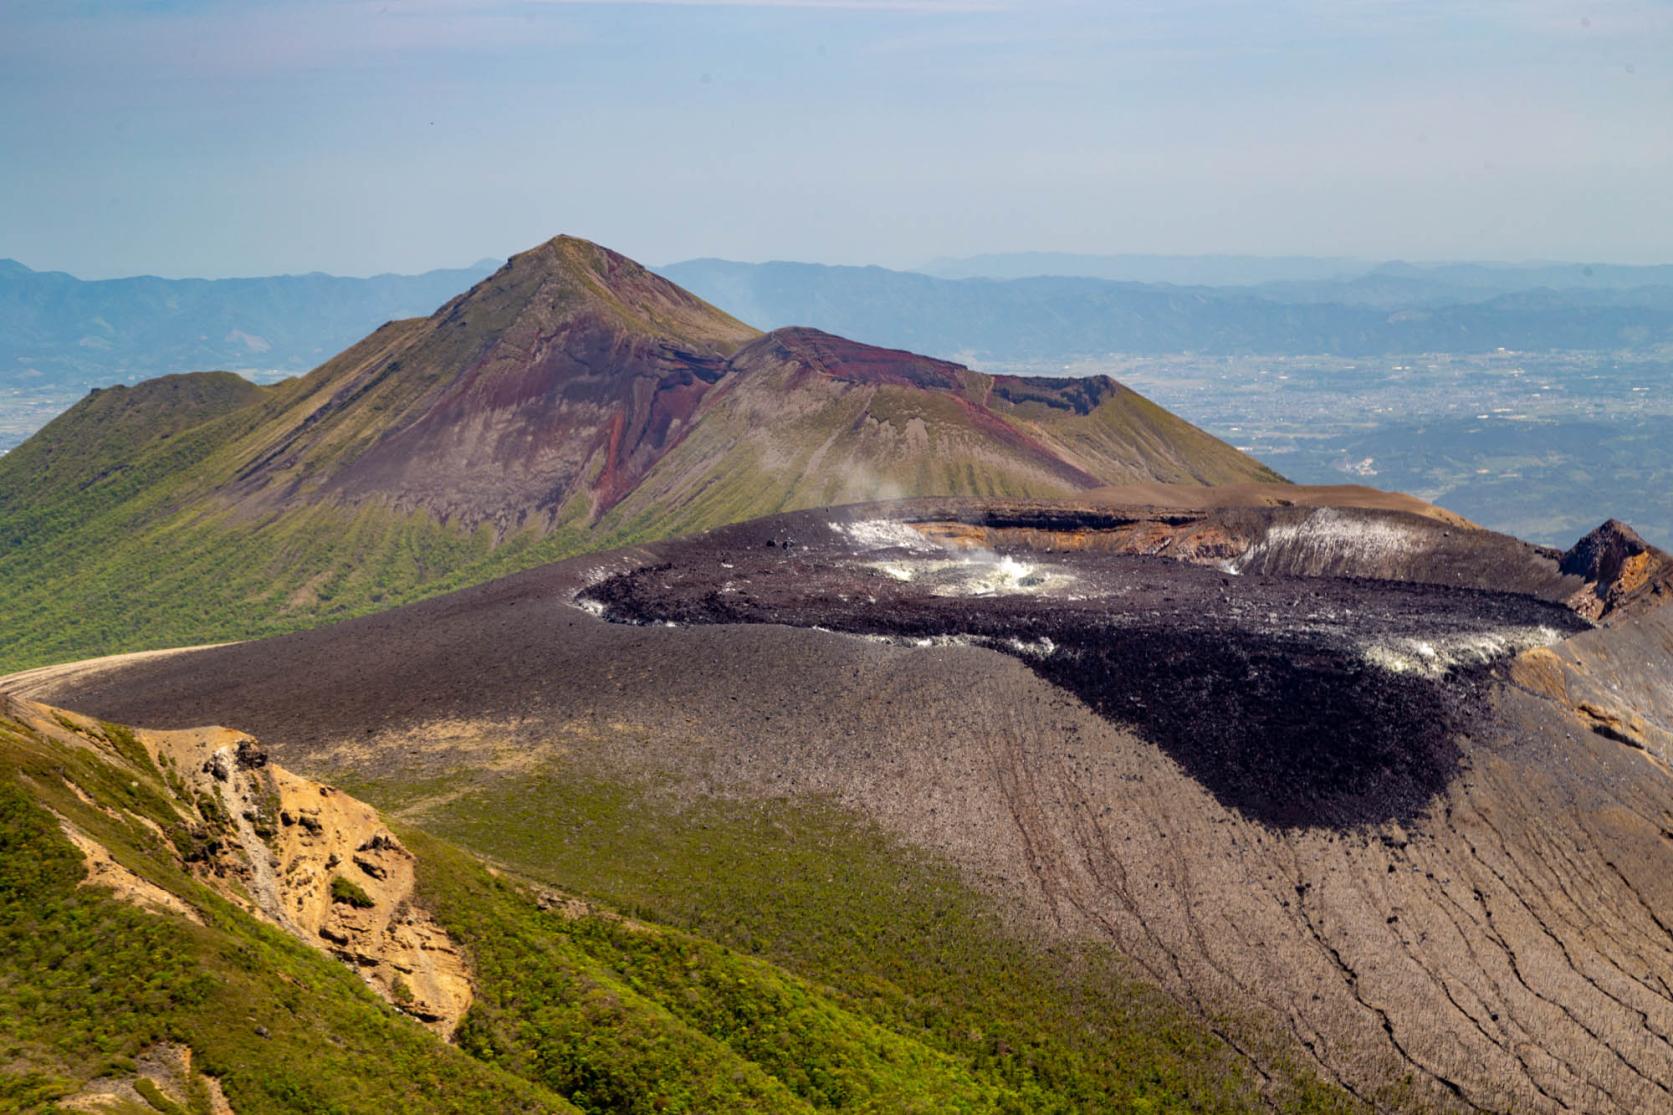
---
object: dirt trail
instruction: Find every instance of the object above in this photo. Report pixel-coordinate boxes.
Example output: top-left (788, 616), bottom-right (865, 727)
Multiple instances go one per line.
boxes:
top-left (0, 643), bottom-right (231, 700)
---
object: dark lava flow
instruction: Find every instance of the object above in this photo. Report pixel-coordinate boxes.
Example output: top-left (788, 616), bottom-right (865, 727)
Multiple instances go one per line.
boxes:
top-left (581, 516), bottom-right (1591, 830)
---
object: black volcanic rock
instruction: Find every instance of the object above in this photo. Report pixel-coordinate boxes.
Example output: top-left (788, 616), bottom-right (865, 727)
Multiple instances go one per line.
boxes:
top-left (581, 512), bottom-right (1588, 829)
top-left (1561, 519), bottom-right (1652, 580)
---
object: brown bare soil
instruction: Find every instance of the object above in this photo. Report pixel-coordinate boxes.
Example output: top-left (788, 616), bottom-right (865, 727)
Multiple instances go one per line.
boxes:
top-left (1081, 480), bottom-right (1478, 528)
top-left (54, 813), bottom-right (204, 925)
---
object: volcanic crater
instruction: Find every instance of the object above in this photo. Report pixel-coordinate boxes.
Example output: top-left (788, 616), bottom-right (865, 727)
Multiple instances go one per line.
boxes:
top-left (580, 506), bottom-right (1591, 829)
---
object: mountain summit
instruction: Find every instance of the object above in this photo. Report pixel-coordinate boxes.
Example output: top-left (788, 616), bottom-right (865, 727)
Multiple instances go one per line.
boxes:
top-left (0, 234), bottom-right (1279, 668)
top-left (1559, 518), bottom-right (1673, 619)
top-left (226, 236), bottom-right (761, 527)
top-left (221, 237), bottom-right (1275, 534)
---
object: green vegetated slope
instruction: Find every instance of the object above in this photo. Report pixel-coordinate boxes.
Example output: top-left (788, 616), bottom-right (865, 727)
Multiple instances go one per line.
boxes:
top-left (0, 235), bottom-right (1280, 673)
top-left (371, 767), bottom-right (1355, 1115)
top-left (0, 372), bottom-right (268, 500)
top-left (0, 700), bottom-right (1351, 1114)
top-left (600, 339), bottom-right (1279, 545)
top-left (0, 702), bottom-right (565, 1114)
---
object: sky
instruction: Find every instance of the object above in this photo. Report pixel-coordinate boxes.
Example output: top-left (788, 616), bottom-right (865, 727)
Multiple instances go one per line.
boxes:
top-left (2, 0), bottom-right (1671, 278)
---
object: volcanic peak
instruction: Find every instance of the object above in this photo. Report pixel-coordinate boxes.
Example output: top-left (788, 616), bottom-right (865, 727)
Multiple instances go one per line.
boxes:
top-left (482, 235), bottom-right (762, 353)
top-left (224, 234), bottom-right (762, 525)
top-left (0, 234), bottom-right (1286, 670)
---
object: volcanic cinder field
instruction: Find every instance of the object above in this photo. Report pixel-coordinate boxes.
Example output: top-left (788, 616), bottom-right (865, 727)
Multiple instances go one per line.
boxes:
top-left (30, 495), bottom-right (1673, 1113)
top-left (582, 507), bottom-right (1588, 829)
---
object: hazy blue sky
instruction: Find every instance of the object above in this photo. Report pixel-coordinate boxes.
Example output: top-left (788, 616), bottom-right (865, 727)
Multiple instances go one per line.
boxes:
top-left (3, 0), bottom-right (1670, 278)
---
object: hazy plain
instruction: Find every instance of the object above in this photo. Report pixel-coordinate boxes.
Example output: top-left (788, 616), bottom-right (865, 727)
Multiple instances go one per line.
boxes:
top-left (1033, 347), bottom-right (1673, 549)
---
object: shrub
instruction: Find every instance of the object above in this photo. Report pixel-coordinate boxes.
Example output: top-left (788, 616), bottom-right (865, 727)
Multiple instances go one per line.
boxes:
top-left (329, 876), bottom-right (375, 909)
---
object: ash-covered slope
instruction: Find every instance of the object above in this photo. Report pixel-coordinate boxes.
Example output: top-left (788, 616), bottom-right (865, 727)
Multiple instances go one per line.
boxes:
top-left (31, 494), bottom-right (1673, 1112)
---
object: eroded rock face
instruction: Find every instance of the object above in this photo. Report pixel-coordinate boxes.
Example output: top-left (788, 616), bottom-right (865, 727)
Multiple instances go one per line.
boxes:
top-left (7, 696), bottom-right (473, 1037)
top-left (1511, 606), bottom-right (1673, 770)
top-left (142, 722), bottom-right (473, 1033)
top-left (1559, 519), bottom-right (1673, 621)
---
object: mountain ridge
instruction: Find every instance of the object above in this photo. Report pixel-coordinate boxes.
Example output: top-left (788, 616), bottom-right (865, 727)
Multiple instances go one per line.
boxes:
top-left (0, 234), bottom-right (1278, 671)
top-left (658, 257), bottom-right (1673, 360)
top-left (0, 257), bottom-right (503, 390)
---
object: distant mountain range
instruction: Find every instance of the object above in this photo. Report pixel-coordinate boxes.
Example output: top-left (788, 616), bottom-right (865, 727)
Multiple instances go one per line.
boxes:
top-left (7, 253), bottom-right (1673, 398)
top-left (0, 257), bottom-right (500, 389)
top-left (919, 251), bottom-right (1367, 285)
top-left (659, 258), bottom-right (1673, 361)
top-left (917, 250), bottom-right (1673, 291)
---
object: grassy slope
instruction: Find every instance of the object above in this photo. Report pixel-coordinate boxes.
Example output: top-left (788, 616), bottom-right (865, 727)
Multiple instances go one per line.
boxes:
top-left (0, 342), bottom-right (531, 670)
top-left (361, 765), bottom-right (1355, 1115)
top-left (9, 706), bottom-right (1258, 1104)
top-left (996, 385), bottom-right (1286, 488)
top-left (0, 369), bottom-right (1279, 673)
top-left (0, 708), bottom-right (569, 1114)
top-left (604, 364), bottom-right (1280, 547)
top-left (0, 703), bottom-right (1355, 1114)
top-left (598, 381), bottom-right (1080, 546)
top-left (0, 244), bottom-right (755, 671)
top-left (0, 372), bottom-right (267, 507)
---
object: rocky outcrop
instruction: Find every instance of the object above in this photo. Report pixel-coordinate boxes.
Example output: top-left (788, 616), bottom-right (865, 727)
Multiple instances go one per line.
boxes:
top-left (1560, 519), bottom-right (1673, 621)
top-left (58, 1042), bottom-right (234, 1114)
top-left (1511, 606), bottom-right (1673, 771)
top-left (142, 720), bottom-right (473, 1034)
top-left (9, 697), bottom-right (472, 1037)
